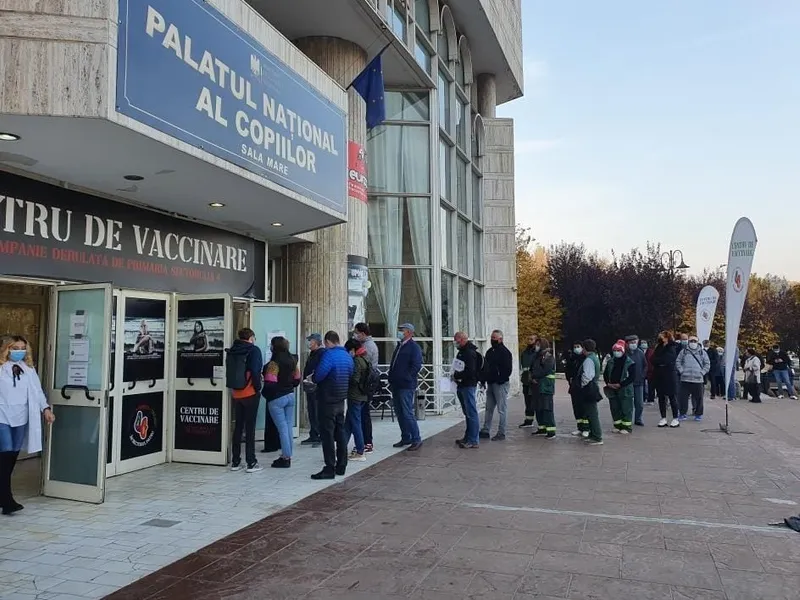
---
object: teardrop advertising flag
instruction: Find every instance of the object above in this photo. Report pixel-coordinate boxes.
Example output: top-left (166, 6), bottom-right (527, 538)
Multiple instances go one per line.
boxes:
top-left (695, 285), bottom-right (720, 345)
top-left (724, 218), bottom-right (758, 393)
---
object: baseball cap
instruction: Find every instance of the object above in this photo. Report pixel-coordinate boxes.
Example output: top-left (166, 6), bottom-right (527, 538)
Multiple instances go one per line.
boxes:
top-left (306, 333), bottom-right (322, 344)
top-left (398, 323), bottom-right (415, 333)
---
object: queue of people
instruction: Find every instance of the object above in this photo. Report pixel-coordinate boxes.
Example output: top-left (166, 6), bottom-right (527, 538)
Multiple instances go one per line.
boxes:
top-left (226, 321), bottom-right (424, 480)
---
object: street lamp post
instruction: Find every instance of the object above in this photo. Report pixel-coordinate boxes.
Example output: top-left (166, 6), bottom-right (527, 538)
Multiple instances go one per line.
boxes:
top-left (660, 249), bottom-right (690, 331)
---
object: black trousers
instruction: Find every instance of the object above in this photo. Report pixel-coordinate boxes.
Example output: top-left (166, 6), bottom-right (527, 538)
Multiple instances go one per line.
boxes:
top-left (319, 402), bottom-right (348, 472)
top-left (746, 382), bottom-right (761, 402)
top-left (523, 387), bottom-right (537, 421)
top-left (0, 451), bottom-right (20, 508)
top-left (656, 387), bottom-right (679, 419)
top-left (679, 382), bottom-right (705, 416)
top-left (711, 375), bottom-right (724, 398)
top-left (306, 392), bottom-right (320, 442)
top-left (232, 395), bottom-right (259, 466)
top-left (362, 395), bottom-right (374, 445)
top-left (647, 380), bottom-right (656, 402)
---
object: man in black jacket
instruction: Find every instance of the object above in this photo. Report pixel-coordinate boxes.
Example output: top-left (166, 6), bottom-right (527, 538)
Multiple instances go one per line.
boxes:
top-left (300, 333), bottom-right (325, 448)
top-left (453, 332), bottom-right (482, 448)
top-left (767, 343), bottom-right (797, 399)
top-left (479, 329), bottom-right (514, 441)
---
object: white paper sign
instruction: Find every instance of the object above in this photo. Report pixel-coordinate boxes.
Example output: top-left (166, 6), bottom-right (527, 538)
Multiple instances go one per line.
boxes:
top-left (67, 363), bottom-right (88, 386)
top-left (451, 358), bottom-right (465, 373)
top-left (439, 377), bottom-right (457, 394)
top-left (695, 285), bottom-right (720, 344)
top-left (724, 218), bottom-right (758, 392)
top-left (264, 330), bottom-right (287, 363)
top-left (70, 312), bottom-right (86, 337)
top-left (212, 365), bottom-right (225, 380)
top-left (68, 339), bottom-right (90, 362)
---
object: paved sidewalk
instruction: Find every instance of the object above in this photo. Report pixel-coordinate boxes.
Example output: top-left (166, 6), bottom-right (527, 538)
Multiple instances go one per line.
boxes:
top-left (99, 386), bottom-right (800, 600)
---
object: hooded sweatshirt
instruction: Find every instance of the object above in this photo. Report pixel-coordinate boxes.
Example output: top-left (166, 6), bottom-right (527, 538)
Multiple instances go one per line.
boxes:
top-left (228, 339), bottom-right (264, 399)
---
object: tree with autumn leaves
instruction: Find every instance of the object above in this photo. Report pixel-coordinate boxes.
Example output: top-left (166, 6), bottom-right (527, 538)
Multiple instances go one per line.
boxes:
top-left (516, 228), bottom-right (800, 353)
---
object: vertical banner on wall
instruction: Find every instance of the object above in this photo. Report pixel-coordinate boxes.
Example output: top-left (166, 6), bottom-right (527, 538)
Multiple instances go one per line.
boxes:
top-left (176, 299), bottom-right (225, 378)
top-left (347, 141), bottom-right (368, 203)
top-left (695, 286), bottom-right (720, 344)
top-left (123, 298), bottom-right (166, 382)
top-left (724, 218), bottom-right (758, 399)
top-left (347, 255), bottom-right (369, 332)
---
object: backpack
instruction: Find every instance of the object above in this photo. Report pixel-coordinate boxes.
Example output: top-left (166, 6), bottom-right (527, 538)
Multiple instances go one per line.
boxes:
top-left (225, 347), bottom-right (250, 390)
top-left (361, 361), bottom-right (383, 396)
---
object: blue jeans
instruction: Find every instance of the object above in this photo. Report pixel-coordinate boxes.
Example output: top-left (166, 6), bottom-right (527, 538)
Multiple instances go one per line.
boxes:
top-left (633, 384), bottom-right (644, 424)
top-left (482, 382), bottom-right (510, 435)
top-left (392, 387), bottom-right (421, 444)
top-left (345, 400), bottom-right (365, 453)
top-left (773, 370), bottom-right (795, 395)
top-left (0, 424), bottom-right (26, 453)
top-left (268, 393), bottom-right (295, 458)
top-left (457, 386), bottom-right (479, 444)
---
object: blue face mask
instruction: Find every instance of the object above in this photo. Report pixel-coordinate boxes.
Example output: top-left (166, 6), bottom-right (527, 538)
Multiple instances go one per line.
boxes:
top-left (640, 343), bottom-right (648, 350)
top-left (573, 347), bottom-right (583, 355)
top-left (681, 340), bottom-right (689, 346)
top-left (9, 349), bottom-right (26, 362)
top-left (396, 331), bottom-right (405, 341)
top-left (613, 351), bottom-right (624, 358)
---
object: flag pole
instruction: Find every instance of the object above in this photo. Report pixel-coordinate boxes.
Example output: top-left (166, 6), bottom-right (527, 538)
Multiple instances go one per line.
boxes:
top-left (345, 40), bottom-right (394, 90)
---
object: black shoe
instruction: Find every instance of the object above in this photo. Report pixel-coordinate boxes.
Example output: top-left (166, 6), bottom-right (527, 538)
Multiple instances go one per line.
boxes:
top-left (407, 442), bottom-right (423, 452)
top-left (479, 431), bottom-right (490, 439)
top-left (455, 437), bottom-right (467, 445)
top-left (311, 469), bottom-right (335, 480)
top-left (271, 457), bottom-right (291, 469)
top-left (546, 433), bottom-right (556, 439)
top-left (312, 442), bottom-right (321, 449)
top-left (393, 440), bottom-right (412, 448)
top-left (300, 437), bottom-right (320, 446)
top-left (518, 420), bottom-right (534, 428)
top-left (491, 433), bottom-right (506, 441)
top-left (1, 503), bottom-right (22, 516)
top-left (335, 466), bottom-right (346, 476)
top-left (532, 429), bottom-right (546, 435)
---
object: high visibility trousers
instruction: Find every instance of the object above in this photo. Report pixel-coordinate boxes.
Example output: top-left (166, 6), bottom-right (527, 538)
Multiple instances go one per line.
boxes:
top-left (571, 393), bottom-right (588, 431)
top-left (535, 409), bottom-right (556, 437)
top-left (608, 389), bottom-right (633, 432)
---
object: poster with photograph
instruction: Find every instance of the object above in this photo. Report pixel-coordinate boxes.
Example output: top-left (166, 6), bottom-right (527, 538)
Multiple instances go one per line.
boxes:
top-left (122, 298), bottom-right (166, 382)
top-left (110, 296), bottom-right (117, 389)
top-left (120, 392), bottom-right (164, 461)
top-left (174, 390), bottom-right (223, 452)
top-left (347, 255), bottom-right (369, 333)
top-left (176, 298), bottom-right (225, 379)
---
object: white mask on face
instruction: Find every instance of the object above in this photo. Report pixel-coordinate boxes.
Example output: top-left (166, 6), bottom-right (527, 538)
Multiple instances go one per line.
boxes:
top-left (613, 351), bottom-right (624, 358)
top-left (688, 342), bottom-right (699, 350)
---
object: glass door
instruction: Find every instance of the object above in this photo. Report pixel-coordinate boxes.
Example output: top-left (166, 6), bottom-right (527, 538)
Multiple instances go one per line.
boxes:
top-left (111, 291), bottom-right (170, 476)
top-left (43, 284), bottom-right (112, 503)
top-left (170, 294), bottom-right (232, 465)
top-left (250, 303), bottom-right (301, 438)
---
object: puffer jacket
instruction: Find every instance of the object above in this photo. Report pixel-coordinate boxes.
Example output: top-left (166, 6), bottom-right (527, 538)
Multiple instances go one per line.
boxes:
top-left (314, 345), bottom-right (354, 404)
top-left (676, 346), bottom-right (711, 383)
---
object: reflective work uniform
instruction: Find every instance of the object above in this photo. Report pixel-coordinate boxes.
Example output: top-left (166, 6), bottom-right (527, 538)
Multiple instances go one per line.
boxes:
top-left (604, 356), bottom-right (635, 432)
top-left (531, 351), bottom-right (557, 437)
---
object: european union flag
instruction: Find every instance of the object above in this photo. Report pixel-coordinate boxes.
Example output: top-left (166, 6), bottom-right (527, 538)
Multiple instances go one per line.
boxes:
top-left (351, 53), bottom-right (386, 129)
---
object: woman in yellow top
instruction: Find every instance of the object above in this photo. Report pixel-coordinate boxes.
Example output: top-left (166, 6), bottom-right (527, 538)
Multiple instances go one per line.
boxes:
top-left (0, 335), bottom-right (55, 515)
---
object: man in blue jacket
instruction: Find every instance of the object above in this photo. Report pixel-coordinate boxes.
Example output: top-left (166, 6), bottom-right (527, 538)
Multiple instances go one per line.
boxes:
top-left (388, 323), bottom-right (423, 451)
top-left (310, 330), bottom-right (353, 479)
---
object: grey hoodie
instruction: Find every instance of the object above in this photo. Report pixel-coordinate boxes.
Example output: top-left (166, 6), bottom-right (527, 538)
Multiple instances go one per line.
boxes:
top-left (676, 346), bottom-right (710, 383)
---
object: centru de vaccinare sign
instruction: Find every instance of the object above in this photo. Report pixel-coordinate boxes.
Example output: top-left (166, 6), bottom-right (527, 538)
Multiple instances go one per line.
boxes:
top-left (146, 6), bottom-right (340, 177)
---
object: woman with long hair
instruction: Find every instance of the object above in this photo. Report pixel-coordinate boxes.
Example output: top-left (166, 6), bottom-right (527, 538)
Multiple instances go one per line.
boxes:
top-left (190, 320), bottom-right (209, 352)
top-left (262, 336), bottom-right (300, 468)
top-left (0, 335), bottom-right (55, 515)
top-left (652, 331), bottom-right (680, 428)
top-left (743, 347), bottom-right (762, 403)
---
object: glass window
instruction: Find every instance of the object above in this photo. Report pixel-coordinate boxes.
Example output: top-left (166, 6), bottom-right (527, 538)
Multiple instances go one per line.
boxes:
top-left (456, 100), bottom-right (467, 148)
top-left (472, 172), bottom-right (482, 224)
top-left (386, 91), bottom-right (429, 121)
top-left (439, 140), bottom-right (451, 201)
top-left (389, 1), bottom-right (407, 40)
top-left (415, 0), bottom-right (430, 36)
top-left (438, 27), bottom-right (449, 58)
top-left (365, 268), bottom-right (433, 337)
top-left (414, 36), bottom-right (432, 73)
top-left (440, 206), bottom-right (453, 269)
top-left (457, 218), bottom-right (469, 274)
top-left (441, 271), bottom-right (455, 336)
top-left (473, 229), bottom-right (482, 280)
top-left (458, 278), bottom-right (469, 333)
top-left (456, 158), bottom-right (468, 214)
top-left (455, 57), bottom-right (465, 89)
top-left (442, 340), bottom-right (455, 366)
top-left (438, 70), bottom-right (451, 133)
top-left (368, 197), bottom-right (431, 266)
top-left (474, 284), bottom-right (484, 338)
top-left (368, 125), bottom-right (430, 194)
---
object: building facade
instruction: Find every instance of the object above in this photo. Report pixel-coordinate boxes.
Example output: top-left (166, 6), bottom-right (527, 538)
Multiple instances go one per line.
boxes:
top-left (0, 0), bottom-right (521, 503)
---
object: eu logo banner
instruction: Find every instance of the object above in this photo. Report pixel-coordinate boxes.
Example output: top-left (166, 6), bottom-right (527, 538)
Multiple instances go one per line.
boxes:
top-left (116, 0), bottom-right (347, 215)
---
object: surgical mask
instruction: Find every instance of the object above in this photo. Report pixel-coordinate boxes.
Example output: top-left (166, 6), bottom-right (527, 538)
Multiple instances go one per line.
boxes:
top-left (9, 349), bottom-right (26, 362)
top-left (640, 343), bottom-right (648, 350)
top-left (718, 349), bottom-right (724, 355)
top-left (628, 343), bottom-right (638, 351)
top-left (613, 351), bottom-right (623, 358)
top-left (396, 331), bottom-right (405, 341)
top-left (688, 342), bottom-right (699, 350)
top-left (573, 347), bottom-right (583, 355)
top-left (681, 340), bottom-right (689, 346)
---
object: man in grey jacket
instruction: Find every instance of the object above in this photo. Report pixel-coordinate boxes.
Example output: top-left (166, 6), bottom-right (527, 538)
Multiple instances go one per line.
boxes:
top-left (676, 334), bottom-right (711, 421)
top-left (625, 335), bottom-right (647, 427)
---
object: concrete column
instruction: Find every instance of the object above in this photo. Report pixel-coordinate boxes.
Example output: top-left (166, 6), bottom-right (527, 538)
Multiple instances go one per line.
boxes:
top-left (285, 37), bottom-right (368, 340)
top-left (476, 73), bottom-right (497, 118)
top-left (482, 117), bottom-right (519, 392)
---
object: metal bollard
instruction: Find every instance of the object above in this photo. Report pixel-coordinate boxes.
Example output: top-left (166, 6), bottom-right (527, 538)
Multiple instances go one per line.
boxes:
top-left (415, 393), bottom-right (427, 420)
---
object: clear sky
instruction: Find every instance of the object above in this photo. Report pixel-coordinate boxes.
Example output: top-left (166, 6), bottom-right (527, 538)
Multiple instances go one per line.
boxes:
top-left (499, 0), bottom-right (800, 279)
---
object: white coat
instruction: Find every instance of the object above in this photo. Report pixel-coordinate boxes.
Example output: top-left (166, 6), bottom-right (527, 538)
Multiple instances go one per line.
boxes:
top-left (0, 361), bottom-right (50, 454)
top-left (744, 355), bottom-right (762, 385)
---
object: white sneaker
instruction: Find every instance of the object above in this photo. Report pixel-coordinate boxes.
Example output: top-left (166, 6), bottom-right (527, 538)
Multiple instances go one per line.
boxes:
top-left (792, 396), bottom-right (798, 400)
top-left (658, 418), bottom-right (668, 428)
top-left (778, 395), bottom-right (785, 399)
top-left (571, 430), bottom-right (582, 436)
top-left (669, 418), bottom-right (680, 428)
top-left (230, 463), bottom-right (243, 472)
top-left (245, 463), bottom-right (263, 473)
top-left (619, 430), bottom-right (630, 435)
top-left (581, 431), bottom-right (590, 438)
top-left (349, 451), bottom-right (367, 462)
top-left (587, 440), bottom-right (604, 446)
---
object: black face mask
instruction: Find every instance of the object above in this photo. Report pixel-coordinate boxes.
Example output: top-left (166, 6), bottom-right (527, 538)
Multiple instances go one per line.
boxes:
top-left (491, 340), bottom-right (500, 347)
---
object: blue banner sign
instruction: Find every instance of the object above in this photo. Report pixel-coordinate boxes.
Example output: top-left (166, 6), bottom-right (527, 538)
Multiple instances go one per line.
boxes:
top-left (116, 0), bottom-right (347, 214)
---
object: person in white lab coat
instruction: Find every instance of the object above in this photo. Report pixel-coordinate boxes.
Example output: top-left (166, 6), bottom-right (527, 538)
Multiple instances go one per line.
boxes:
top-left (0, 335), bottom-right (55, 515)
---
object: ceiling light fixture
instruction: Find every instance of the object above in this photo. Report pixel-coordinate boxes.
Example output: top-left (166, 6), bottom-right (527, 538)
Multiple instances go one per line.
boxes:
top-left (0, 132), bottom-right (20, 141)
top-left (209, 202), bottom-right (225, 208)
top-left (123, 174), bottom-right (144, 181)
top-left (271, 222), bottom-right (283, 227)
